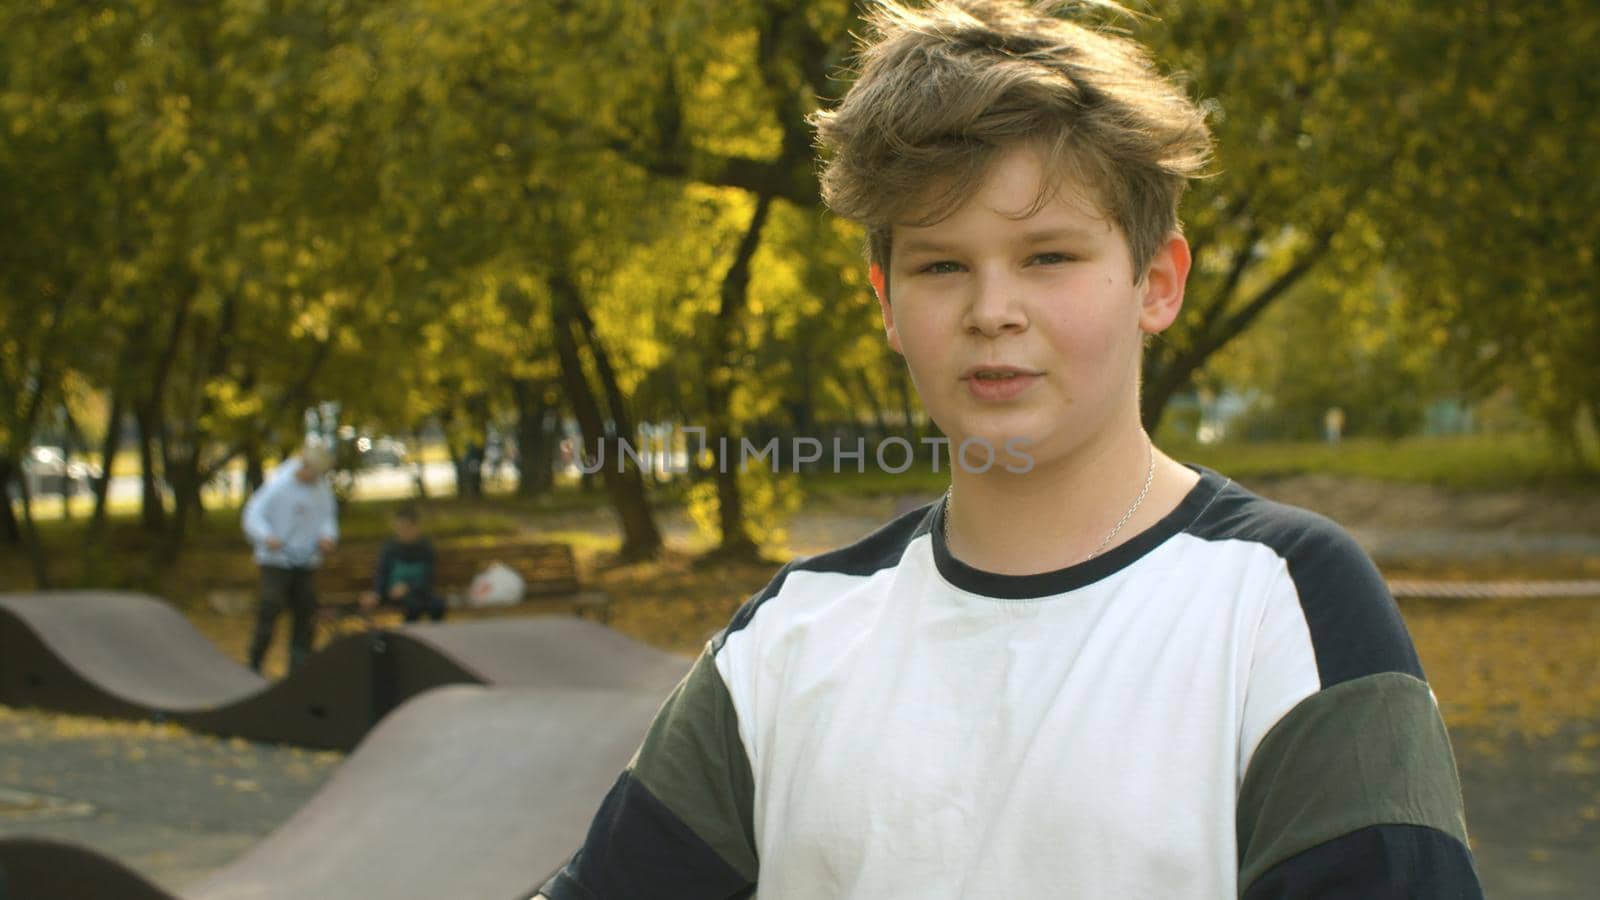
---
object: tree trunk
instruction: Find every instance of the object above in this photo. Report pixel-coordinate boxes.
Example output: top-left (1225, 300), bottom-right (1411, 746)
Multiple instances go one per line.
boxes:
top-left (410, 459), bottom-right (429, 500)
top-left (1590, 399), bottom-right (1600, 472)
top-left (701, 196), bottom-right (773, 561)
top-left (162, 448), bottom-right (206, 563)
top-left (511, 379), bottom-right (556, 498)
top-left (534, 412), bottom-right (559, 493)
top-left (245, 441), bottom-right (265, 495)
top-left (851, 368), bottom-right (890, 441)
top-left (1141, 229), bottom-right (1335, 432)
top-left (12, 460), bottom-right (51, 589)
top-left (0, 458), bottom-right (22, 546)
top-left (89, 386), bottom-right (124, 535)
top-left (548, 274), bottom-right (661, 560)
top-left (134, 404), bottom-right (167, 533)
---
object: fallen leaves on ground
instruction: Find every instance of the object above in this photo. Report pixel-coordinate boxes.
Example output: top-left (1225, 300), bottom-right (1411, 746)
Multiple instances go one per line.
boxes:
top-left (1402, 596), bottom-right (1600, 746)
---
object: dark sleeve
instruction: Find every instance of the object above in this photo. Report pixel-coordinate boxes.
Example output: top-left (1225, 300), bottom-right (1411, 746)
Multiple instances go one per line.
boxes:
top-left (1224, 501), bottom-right (1482, 897)
top-left (1243, 824), bottom-right (1481, 899)
top-left (1236, 672), bottom-right (1482, 898)
top-left (540, 648), bottom-right (757, 900)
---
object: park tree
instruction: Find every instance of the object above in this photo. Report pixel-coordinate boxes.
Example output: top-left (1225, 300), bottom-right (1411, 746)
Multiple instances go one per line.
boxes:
top-left (0, 0), bottom-right (125, 574)
top-left (1139, 0), bottom-right (1599, 452)
top-left (1204, 268), bottom-right (1448, 441)
top-left (96, 0), bottom-right (409, 554)
top-left (1135, 0), bottom-right (1429, 430)
top-left (318, 0), bottom-right (683, 556)
top-left (1371, 0), bottom-right (1600, 458)
top-left (571, 0), bottom-right (864, 558)
top-left (2, 0), bottom-right (432, 568)
top-left (8, 0), bottom-right (1596, 588)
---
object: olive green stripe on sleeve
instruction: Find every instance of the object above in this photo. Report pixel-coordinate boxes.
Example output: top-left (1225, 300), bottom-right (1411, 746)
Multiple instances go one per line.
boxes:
top-left (1237, 671), bottom-right (1470, 891)
top-left (627, 647), bottom-right (759, 883)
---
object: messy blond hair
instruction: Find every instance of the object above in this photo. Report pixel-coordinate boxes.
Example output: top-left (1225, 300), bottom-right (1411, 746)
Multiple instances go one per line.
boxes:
top-left (812, 0), bottom-right (1211, 281)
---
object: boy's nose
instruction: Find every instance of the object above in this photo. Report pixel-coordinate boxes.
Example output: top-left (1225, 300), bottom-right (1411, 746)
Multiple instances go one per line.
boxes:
top-left (964, 272), bottom-right (1029, 336)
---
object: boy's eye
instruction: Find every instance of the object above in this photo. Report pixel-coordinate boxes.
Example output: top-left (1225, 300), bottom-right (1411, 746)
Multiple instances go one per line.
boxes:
top-left (918, 260), bottom-right (964, 275)
top-left (1030, 252), bottom-right (1074, 265)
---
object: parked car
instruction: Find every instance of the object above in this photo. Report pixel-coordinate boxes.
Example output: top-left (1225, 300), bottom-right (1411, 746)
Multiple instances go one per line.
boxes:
top-left (19, 446), bottom-right (101, 498)
top-left (356, 436), bottom-right (409, 469)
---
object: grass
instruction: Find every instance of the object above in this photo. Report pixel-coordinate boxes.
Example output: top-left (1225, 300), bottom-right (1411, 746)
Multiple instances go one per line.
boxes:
top-left (765, 432), bottom-right (1600, 496)
top-left (1166, 433), bottom-right (1599, 489)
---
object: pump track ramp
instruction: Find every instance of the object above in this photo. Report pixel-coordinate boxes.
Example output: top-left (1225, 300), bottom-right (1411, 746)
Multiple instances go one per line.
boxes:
top-left (0, 591), bottom-right (690, 750)
top-left (0, 683), bottom-right (672, 900)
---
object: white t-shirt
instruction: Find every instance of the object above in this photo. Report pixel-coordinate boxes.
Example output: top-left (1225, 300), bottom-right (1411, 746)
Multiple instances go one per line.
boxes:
top-left (542, 469), bottom-right (1479, 899)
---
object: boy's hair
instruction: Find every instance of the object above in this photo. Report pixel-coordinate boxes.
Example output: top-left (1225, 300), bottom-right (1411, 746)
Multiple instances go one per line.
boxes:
top-left (393, 504), bottom-right (420, 524)
top-left (811, 0), bottom-right (1212, 281)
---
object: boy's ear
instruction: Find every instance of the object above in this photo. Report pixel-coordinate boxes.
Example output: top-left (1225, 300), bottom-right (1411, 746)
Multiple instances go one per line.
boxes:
top-left (1138, 232), bottom-right (1191, 335)
top-left (870, 263), bottom-right (904, 354)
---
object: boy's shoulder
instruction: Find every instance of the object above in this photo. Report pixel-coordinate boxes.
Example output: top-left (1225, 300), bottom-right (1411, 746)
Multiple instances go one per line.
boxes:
top-left (1190, 468), bottom-right (1422, 687)
top-left (1183, 468), bottom-right (1369, 565)
top-left (795, 501), bottom-right (937, 578)
top-left (713, 502), bottom-right (936, 653)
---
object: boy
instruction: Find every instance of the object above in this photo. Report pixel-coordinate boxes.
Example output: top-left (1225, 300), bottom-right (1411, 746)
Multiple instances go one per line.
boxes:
top-left (241, 443), bottom-right (339, 673)
top-left (538, 2), bottom-right (1480, 897)
top-left (359, 504), bottom-right (442, 623)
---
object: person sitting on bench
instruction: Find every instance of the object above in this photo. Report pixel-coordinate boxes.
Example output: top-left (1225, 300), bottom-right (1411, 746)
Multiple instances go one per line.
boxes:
top-left (360, 504), bottom-right (442, 623)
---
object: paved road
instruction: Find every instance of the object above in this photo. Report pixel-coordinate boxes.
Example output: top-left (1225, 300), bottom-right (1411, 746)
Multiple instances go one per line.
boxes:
top-left (0, 710), bottom-right (340, 894)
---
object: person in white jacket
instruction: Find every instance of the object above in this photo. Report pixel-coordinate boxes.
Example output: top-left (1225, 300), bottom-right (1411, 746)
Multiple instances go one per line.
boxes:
top-left (241, 444), bottom-right (339, 673)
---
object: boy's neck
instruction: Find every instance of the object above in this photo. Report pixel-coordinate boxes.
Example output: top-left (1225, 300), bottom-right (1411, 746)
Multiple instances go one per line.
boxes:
top-left (943, 428), bottom-right (1198, 576)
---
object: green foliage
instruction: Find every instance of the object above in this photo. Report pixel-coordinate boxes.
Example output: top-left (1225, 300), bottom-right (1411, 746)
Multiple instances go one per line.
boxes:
top-left (7, 0), bottom-right (1596, 566)
top-left (1135, 1), bottom-right (1598, 451)
top-left (1370, 2), bottom-right (1600, 442)
top-left (1205, 269), bottom-right (1448, 440)
top-left (686, 466), bottom-right (803, 554)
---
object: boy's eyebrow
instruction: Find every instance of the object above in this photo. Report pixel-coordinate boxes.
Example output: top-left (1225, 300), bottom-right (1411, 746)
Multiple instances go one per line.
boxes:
top-left (1019, 225), bottom-right (1102, 243)
top-left (897, 238), bottom-right (961, 257)
top-left (898, 226), bottom-right (1102, 257)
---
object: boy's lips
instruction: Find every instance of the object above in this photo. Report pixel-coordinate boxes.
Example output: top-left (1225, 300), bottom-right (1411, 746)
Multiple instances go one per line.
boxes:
top-left (961, 365), bottom-right (1043, 401)
top-left (960, 364), bottom-right (1043, 380)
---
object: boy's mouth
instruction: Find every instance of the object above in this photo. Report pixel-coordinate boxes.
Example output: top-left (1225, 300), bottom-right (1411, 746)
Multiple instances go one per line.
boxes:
top-left (962, 365), bottom-right (1042, 381)
top-left (961, 366), bottom-right (1044, 401)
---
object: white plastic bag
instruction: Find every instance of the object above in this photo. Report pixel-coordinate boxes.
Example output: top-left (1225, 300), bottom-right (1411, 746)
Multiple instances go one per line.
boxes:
top-left (468, 562), bottom-right (525, 608)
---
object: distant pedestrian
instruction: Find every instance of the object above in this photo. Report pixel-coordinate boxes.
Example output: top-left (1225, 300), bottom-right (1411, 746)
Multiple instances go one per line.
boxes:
top-left (1324, 406), bottom-right (1347, 445)
top-left (241, 443), bottom-right (339, 673)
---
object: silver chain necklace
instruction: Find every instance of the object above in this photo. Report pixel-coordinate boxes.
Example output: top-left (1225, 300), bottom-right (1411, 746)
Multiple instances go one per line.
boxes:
top-left (942, 436), bottom-right (1156, 563)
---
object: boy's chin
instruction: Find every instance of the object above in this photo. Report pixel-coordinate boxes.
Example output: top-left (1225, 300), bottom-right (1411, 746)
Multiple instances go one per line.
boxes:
top-left (937, 429), bottom-right (1040, 475)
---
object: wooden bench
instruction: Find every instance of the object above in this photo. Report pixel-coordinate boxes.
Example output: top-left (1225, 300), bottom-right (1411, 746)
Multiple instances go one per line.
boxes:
top-left (318, 539), bottom-right (612, 621)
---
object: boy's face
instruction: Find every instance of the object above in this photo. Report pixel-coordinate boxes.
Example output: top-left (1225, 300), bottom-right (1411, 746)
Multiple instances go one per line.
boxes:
top-left (875, 144), bottom-right (1189, 472)
top-left (394, 517), bottom-right (421, 542)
